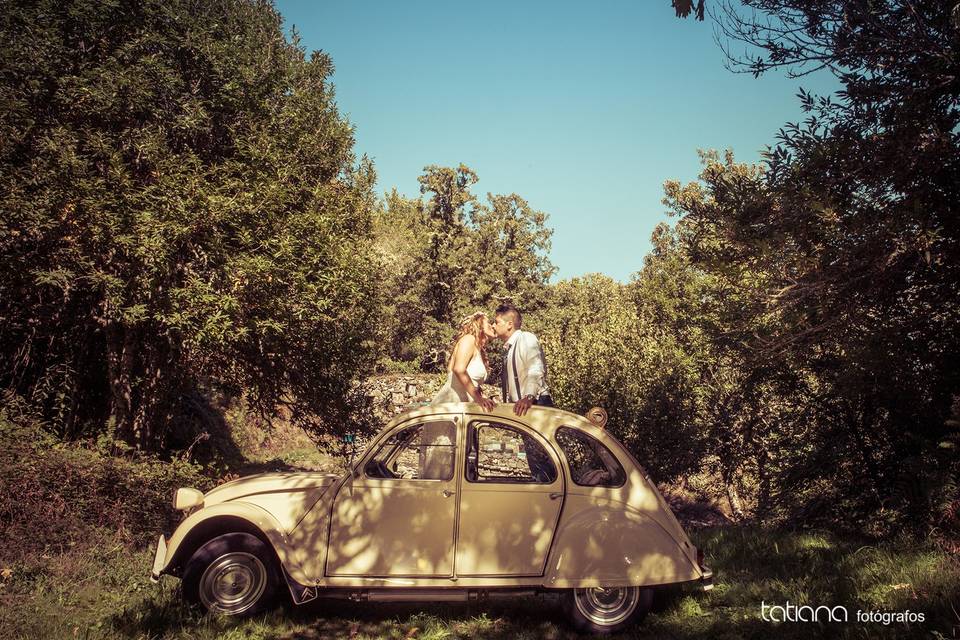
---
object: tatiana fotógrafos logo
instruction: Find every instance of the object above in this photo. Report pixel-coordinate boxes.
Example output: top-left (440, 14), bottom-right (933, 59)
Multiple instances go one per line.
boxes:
top-left (761, 601), bottom-right (926, 625)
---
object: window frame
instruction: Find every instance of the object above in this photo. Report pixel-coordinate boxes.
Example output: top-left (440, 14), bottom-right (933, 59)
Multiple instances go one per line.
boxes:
top-left (363, 420), bottom-right (458, 482)
top-left (464, 419), bottom-right (558, 485)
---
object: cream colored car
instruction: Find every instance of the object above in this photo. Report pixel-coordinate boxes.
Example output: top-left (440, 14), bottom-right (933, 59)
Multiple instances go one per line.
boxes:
top-left (151, 403), bottom-right (712, 634)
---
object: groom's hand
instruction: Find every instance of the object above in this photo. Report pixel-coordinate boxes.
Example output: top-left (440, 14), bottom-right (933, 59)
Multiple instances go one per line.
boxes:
top-left (514, 396), bottom-right (534, 416)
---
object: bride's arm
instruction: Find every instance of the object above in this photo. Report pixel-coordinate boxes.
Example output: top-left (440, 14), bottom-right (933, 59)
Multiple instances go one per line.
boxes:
top-left (451, 336), bottom-right (494, 411)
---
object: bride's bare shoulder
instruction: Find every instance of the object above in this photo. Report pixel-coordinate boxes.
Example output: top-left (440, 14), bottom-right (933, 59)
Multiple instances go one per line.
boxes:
top-left (454, 334), bottom-right (477, 349)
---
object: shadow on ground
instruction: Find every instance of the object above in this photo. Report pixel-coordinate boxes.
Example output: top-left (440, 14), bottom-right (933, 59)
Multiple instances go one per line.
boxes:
top-left (108, 584), bottom-right (798, 640)
top-left (281, 596), bottom-right (571, 640)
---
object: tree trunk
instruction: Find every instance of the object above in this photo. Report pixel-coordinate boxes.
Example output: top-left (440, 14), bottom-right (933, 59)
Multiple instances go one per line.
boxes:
top-left (105, 320), bottom-right (133, 446)
top-left (723, 469), bottom-right (746, 520)
top-left (755, 446), bottom-right (771, 519)
top-left (105, 320), bottom-right (154, 449)
top-left (845, 403), bottom-right (884, 506)
top-left (131, 350), bottom-right (170, 451)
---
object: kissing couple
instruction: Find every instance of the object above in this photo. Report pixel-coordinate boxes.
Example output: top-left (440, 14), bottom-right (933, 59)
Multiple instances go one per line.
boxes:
top-left (431, 303), bottom-right (553, 416)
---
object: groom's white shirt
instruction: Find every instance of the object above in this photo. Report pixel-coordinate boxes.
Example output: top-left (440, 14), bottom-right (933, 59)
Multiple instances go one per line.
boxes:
top-left (504, 329), bottom-right (549, 402)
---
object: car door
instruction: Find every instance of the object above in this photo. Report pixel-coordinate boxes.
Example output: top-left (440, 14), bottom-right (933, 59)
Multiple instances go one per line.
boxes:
top-left (326, 415), bottom-right (460, 577)
top-left (455, 417), bottom-right (565, 576)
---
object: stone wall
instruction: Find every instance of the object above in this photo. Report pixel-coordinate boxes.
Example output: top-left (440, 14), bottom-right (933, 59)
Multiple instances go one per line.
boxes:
top-left (365, 374), bottom-right (441, 421)
top-left (364, 373), bottom-right (503, 422)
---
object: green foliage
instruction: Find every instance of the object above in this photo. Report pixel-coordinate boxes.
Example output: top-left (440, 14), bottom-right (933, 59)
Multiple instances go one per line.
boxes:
top-left (419, 164), bottom-right (480, 330)
top-left (534, 274), bottom-right (705, 482)
top-left (372, 189), bottom-right (456, 371)
top-left (465, 192), bottom-right (556, 312)
top-left (0, 0), bottom-right (381, 449)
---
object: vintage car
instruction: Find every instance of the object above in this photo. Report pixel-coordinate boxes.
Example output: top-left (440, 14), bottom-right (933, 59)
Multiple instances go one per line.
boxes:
top-left (151, 402), bottom-right (712, 634)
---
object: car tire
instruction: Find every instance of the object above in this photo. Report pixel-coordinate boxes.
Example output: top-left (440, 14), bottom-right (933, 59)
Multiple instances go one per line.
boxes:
top-left (182, 532), bottom-right (280, 617)
top-left (563, 585), bottom-right (653, 634)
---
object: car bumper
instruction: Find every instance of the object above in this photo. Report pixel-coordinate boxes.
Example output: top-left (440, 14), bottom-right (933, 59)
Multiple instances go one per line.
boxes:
top-left (150, 534), bottom-right (167, 583)
top-left (699, 565), bottom-right (714, 591)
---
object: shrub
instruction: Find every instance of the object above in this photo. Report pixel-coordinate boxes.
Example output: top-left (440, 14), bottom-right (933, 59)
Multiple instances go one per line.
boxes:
top-left (0, 405), bottom-right (211, 562)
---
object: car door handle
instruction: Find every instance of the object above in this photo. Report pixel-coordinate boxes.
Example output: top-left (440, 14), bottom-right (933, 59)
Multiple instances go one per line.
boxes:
top-left (549, 492), bottom-right (563, 500)
top-left (442, 489), bottom-right (454, 498)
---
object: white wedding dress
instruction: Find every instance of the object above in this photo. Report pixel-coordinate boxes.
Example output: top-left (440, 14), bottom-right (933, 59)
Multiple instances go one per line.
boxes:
top-left (431, 352), bottom-right (487, 404)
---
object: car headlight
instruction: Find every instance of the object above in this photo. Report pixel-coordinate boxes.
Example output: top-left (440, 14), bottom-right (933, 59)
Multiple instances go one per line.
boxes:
top-left (173, 487), bottom-right (204, 511)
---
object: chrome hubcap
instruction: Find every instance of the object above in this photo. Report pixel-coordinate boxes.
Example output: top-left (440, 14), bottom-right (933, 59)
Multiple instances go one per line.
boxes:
top-left (574, 586), bottom-right (640, 626)
top-left (199, 552), bottom-right (267, 615)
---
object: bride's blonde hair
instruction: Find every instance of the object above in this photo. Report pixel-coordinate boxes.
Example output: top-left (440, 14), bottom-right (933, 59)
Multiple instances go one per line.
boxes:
top-left (448, 311), bottom-right (490, 371)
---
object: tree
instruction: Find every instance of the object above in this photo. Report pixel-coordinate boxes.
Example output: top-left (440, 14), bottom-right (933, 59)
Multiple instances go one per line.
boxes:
top-left (710, 0), bottom-right (960, 533)
top-left (709, 0), bottom-right (960, 338)
top-left (672, 0), bottom-right (706, 20)
top-left (371, 190), bottom-right (439, 370)
top-left (0, 0), bottom-right (381, 450)
top-left (658, 154), bottom-right (815, 520)
top-left (374, 165), bottom-right (555, 372)
top-left (418, 164), bottom-right (478, 334)
top-left (664, 140), bottom-right (959, 532)
top-left (465, 193), bottom-right (555, 313)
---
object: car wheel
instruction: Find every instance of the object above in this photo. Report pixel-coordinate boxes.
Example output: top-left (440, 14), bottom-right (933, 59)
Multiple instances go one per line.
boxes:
top-left (182, 532), bottom-right (279, 616)
top-left (563, 585), bottom-right (653, 634)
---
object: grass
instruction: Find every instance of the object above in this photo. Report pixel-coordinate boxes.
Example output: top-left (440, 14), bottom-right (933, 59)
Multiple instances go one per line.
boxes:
top-left (2, 526), bottom-right (958, 640)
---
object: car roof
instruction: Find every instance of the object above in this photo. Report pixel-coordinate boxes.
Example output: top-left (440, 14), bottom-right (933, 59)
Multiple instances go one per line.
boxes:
top-left (387, 402), bottom-right (609, 442)
top-left (380, 402), bottom-right (649, 483)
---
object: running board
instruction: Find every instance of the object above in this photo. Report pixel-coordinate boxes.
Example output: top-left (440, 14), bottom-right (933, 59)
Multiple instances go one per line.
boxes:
top-left (349, 589), bottom-right (538, 603)
top-left (283, 576), bottom-right (541, 606)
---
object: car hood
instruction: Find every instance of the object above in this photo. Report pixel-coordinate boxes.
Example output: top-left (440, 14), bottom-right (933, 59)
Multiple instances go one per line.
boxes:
top-left (203, 472), bottom-right (343, 507)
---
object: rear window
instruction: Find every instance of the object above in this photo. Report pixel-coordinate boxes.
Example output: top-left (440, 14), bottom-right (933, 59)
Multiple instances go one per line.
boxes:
top-left (555, 427), bottom-right (626, 487)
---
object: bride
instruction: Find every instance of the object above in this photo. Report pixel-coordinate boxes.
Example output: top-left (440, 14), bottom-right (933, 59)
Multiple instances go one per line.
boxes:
top-left (431, 311), bottom-right (496, 411)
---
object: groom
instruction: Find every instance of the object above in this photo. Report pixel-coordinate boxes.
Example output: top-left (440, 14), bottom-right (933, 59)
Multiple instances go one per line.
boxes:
top-left (492, 303), bottom-right (553, 416)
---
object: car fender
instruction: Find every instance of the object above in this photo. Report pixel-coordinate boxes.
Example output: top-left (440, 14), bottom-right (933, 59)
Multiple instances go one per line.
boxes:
top-left (158, 502), bottom-right (305, 582)
top-left (543, 495), bottom-right (701, 588)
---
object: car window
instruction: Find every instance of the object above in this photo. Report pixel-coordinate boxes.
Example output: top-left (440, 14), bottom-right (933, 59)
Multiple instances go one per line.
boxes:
top-left (555, 427), bottom-right (626, 487)
top-left (467, 420), bottom-right (557, 484)
top-left (365, 421), bottom-right (456, 481)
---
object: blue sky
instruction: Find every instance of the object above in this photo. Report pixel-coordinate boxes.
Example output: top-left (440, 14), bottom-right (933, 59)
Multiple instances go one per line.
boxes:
top-left (274, 0), bottom-right (837, 282)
